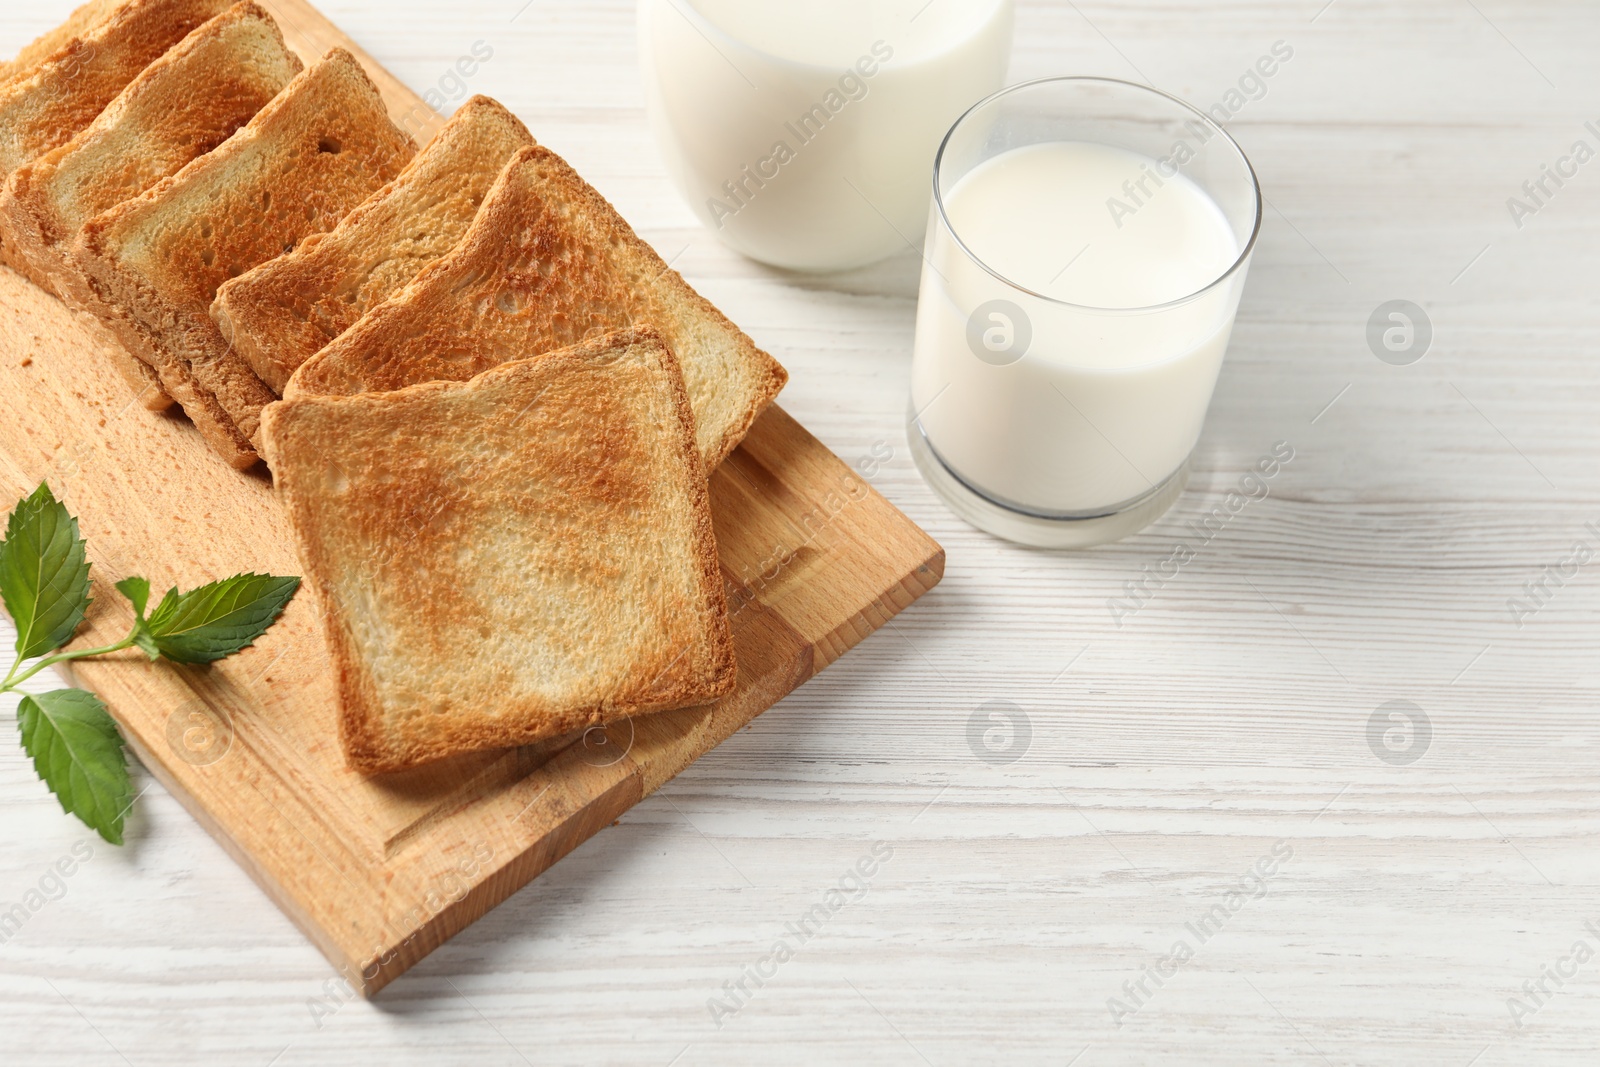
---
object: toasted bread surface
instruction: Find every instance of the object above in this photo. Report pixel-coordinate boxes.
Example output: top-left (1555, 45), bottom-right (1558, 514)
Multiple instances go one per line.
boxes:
top-left (213, 95), bottom-right (533, 394)
top-left (2, 1), bottom-right (298, 413)
top-left (73, 48), bottom-right (416, 468)
top-left (0, 0), bottom-right (119, 88)
top-left (287, 144), bottom-right (787, 468)
top-left (262, 328), bottom-right (738, 775)
top-left (2, 2), bottom-right (301, 300)
top-left (0, 0), bottom-right (233, 180)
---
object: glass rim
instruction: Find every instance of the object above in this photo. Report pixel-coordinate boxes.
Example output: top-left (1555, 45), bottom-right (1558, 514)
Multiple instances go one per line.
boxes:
top-left (931, 75), bottom-right (1264, 315)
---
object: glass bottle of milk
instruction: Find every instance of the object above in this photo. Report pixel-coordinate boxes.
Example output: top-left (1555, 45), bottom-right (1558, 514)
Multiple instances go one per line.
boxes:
top-left (638, 0), bottom-right (1013, 271)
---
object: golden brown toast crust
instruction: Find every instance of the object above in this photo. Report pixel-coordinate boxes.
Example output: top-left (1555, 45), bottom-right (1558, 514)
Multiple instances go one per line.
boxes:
top-left (0, 1), bottom-right (119, 89)
top-left (288, 144), bottom-right (788, 468)
top-left (0, 2), bottom-right (301, 412)
top-left (212, 95), bottom-right (534, 394)
top-left (262, 327), bottom-right (738, 775)
top-left (0, 0), bottom-right (243, 405)
top-left (0, 0), bottom-right (234, 180)
top-left (2, 2), bottom-right (301, 293)
top-left (72, 48), bottom-right (416, 468)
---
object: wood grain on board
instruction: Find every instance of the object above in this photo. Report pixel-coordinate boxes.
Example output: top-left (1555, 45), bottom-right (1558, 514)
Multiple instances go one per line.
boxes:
top-left (0, 0), bottom-right (942, 995)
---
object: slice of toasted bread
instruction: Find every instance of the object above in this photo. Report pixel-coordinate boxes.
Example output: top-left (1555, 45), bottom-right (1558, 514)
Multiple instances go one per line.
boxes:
top-left (212, 96), bottom-right (533, 394)
top-left (262, 327), bottom-right (738, 775)
top-left (0, 3), bottom-right (301, 410)
top-left (0, 0), bottom-right (119, 88)
top-left (287, 144), bottom-right (787, 469)
top-left (73, 48), bottom-right (416, 468)
top-left (0, 0), bottom-right (235, 207)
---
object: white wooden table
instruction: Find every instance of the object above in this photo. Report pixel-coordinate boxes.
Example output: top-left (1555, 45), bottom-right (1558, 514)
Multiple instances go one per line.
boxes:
top-left (4, 1), bottom-right (1599, 1063)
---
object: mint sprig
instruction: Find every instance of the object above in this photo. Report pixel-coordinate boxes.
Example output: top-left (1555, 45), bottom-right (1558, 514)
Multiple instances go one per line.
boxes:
top-left (1, 482), bottom-right (300, 843)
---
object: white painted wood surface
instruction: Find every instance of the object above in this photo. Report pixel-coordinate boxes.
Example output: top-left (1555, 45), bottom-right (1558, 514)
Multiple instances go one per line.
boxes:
top-left (3, 1), bottom-right (1599, 1063)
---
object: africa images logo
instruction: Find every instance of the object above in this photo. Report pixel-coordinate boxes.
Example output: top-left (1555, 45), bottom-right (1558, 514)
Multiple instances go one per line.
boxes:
top-left (705, 842), bottom-right (894, 1028)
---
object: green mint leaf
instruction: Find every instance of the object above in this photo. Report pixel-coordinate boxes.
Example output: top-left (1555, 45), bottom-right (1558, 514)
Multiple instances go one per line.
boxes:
top-left (116, 577), bottom-right (160, 660)
top-left (17, 688), bottom-right (130, 845)
top-left (0, 483), bottom-right (91, 659)
top-left (145, 573), bottom-right (300, 664)
top-left (116, 576), bottom-right (150, 618)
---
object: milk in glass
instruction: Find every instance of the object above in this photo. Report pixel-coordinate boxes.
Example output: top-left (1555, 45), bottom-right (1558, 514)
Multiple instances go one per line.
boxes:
top-left (912, 140), bottom-right (1245, 515)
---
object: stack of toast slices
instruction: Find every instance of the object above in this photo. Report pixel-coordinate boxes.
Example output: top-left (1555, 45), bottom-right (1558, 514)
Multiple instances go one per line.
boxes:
top-left (1, 0), bottom-right (302, 407)
top-left (1, 1), bottom-right (789, 775)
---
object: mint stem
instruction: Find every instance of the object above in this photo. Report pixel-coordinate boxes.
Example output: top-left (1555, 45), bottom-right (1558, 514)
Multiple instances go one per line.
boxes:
top-left (0, 630), bottom-right (139, 694)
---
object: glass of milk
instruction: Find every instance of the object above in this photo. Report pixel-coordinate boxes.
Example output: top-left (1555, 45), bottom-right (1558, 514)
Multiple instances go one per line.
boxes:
top-left (638, 0), bottom-right (1014, 272)
top-left (909, 77), bottom-right (1262, 548)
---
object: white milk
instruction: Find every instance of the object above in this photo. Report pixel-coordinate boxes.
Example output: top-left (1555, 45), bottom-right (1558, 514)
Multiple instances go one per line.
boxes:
top-left (911, 140), bottom-right (1246, 515)
top-left (638, 0), bottom-right (1013, 271)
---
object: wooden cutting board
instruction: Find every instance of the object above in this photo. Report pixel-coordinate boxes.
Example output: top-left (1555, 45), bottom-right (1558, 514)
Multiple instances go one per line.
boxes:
top-left (0, 0), bottom-right (942, 996)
